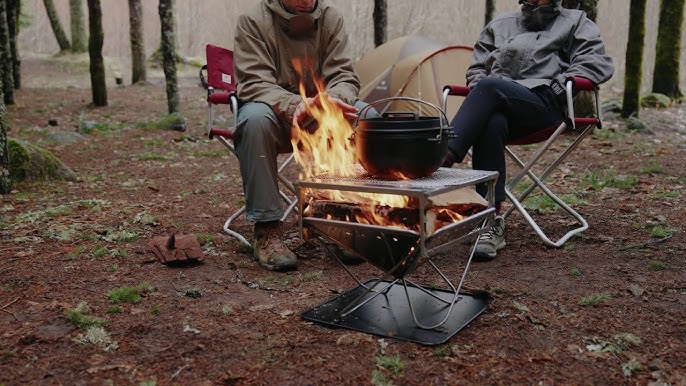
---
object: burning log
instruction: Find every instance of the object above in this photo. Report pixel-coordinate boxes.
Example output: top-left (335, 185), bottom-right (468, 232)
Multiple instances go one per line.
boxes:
top-left (304, 188), bottom-right (487, 234)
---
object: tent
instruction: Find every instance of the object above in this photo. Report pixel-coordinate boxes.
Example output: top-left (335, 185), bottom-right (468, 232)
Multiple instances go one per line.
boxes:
top-left (355, 35), bottom-right (474, 120)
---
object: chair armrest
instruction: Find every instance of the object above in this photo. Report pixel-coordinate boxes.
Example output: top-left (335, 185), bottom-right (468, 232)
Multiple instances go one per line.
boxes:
top-left (209, 128), bottom-right (234, 140)
top-left (568, 77), bottom-right (597, 92)
top-left (209, 91), bottom-right (236, 105)
top-left (443, 84), bottom-right (470, 96)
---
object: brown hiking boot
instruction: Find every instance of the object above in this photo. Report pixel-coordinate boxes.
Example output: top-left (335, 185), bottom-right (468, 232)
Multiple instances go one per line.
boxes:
top-left (254, 221), bottom-right (297, 271)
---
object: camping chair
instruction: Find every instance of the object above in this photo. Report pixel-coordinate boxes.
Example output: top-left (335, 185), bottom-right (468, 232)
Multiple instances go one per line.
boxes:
top-left (441, 77), bottom-right (602, 247)
top-left (200, 44), bottom-right (298, 246)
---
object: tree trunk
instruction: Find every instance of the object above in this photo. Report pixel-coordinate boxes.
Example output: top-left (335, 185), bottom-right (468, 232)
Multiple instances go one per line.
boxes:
top-left (0, 0), bottom-right (14, 105)
top-left (622, 0), bottom-right (647, 118)
top-left (7, 0), bottom-right (20, 89)
top-left (87, 0), bottom-right (107, 106)
top-left (562, 0), bottom-right (599, 116)
top-left (0, 78), bottom-right (11, 194)
top-left (42, 0), bottom-right (71, 51)
top-left (652, 0), bottom-right (685, 99)
top-left (128, 0), bottom-right (146, 84)
top-left (485, 0), bottom-right (495, 25)
top-left (561, 0), bottom-right (598, 21)
top-left (69, 0), bottom-right (87, 52)
top-left (373, 0), bottom-right (387, 47)
top-left (159, 0), bottom-right (178, 114)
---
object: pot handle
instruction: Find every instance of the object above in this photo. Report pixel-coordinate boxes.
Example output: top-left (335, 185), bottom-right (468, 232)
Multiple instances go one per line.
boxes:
top-left (381, 111), bottom-right (419, 120)
top-left (357, 97), bottom-right (450, 140)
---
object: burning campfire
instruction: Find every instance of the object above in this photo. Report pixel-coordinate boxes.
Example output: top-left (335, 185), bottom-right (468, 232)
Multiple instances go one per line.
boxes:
top-left (289, 62), bottom-right (486, 234)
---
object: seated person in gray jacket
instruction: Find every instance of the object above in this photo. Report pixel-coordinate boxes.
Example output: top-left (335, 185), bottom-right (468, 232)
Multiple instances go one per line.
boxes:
top-left (443, 0), bottom-right (614, 259)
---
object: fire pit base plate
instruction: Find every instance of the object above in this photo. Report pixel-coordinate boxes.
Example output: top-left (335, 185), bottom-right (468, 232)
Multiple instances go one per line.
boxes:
top-left (302, 280), bottom-right (492, 346)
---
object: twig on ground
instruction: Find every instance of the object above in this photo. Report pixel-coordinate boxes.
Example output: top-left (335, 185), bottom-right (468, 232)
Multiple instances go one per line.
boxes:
top-left (617, 235), bottom-right (672, 251)
top-left (233, 270), bottom-right (289, 292)
top-left (1, 297), bottom-right (20, 310)
top-left (1, 297), bottom-right (20, 321)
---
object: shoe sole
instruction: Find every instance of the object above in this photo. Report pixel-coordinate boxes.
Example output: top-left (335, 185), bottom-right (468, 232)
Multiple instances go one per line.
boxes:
top-left (473, 241), bottom-right (506, 260)
top-left (253, 254), bottom-right (298, 272)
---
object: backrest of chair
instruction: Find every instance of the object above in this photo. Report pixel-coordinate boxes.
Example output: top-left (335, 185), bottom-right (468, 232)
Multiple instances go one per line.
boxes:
top-left (205, 44), bottom-right (236, 93)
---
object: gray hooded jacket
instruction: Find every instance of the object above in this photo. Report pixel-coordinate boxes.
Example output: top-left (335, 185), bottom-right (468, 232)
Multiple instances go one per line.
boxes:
top-left (467, 4), bottom-right (614, 95)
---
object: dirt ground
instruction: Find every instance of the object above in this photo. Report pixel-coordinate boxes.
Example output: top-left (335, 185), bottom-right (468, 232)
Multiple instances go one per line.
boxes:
top-left (1, 55), bottom-right (685, 385)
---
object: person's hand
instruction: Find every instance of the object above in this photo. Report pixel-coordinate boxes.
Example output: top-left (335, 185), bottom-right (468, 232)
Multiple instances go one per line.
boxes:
top-left (292, 93), bottom-right (359, 128)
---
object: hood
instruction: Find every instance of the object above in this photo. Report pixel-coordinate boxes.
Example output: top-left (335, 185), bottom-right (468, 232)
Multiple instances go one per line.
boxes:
top-left (518, 0), bottom-right (563, 11)
top-left (265, 0), bottom-right (323, 37)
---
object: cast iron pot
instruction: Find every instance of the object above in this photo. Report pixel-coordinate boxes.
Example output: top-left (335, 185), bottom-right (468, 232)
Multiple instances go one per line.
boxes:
top-left (354, 99), bottom-right (453, 180)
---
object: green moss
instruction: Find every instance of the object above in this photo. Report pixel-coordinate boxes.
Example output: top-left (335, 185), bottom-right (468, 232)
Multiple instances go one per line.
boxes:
top-left (8, 139), bottom-right (76, 182)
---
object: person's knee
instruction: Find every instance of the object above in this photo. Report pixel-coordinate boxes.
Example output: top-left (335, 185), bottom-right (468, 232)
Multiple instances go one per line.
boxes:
top-left (472, 77), bottom-right (506, 95)
top-left (237, 103), bottom-right (279, 144)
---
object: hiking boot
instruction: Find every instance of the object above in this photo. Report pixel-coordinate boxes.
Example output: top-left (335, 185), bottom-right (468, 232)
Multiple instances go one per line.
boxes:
top-left (474, 216), bottom-right (506, 260)
top-left (254, 221), bottom-right (298, 271)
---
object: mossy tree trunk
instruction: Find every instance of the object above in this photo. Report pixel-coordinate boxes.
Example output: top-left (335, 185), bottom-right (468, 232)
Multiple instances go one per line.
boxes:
top-left (561, 0), bottom-right (598, 21)
top-left (0, 78), bottom-right (11, 194)
top-left (622, 0), bottom-right (647, 118)
top-left (69, 0), bottom-right (87, 53)
top-left (42, 0), bottom-right (70, 52)
top-left (373, 0), bottom-right (387, 47)
top-left (0, 0), bottom-right (14, 105)
top-left (87, 0), bottom-right (107, 106)
top-left (7, 0), bottom-right (20, 90)
top-left (652, 0), bottom-right (685, 99)
top-left (128, 0), bottom-right (146, 84)
top-left (562, 0), bottom-right (598, 116)
top-left (485, 0), bottom-right (495, 25)
top-left (159, 0), bottom-right (178, 114)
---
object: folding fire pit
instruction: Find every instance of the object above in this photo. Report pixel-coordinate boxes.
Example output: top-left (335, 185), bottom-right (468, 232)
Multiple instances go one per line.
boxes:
top-left (295, 166), bottom-right (499, 345)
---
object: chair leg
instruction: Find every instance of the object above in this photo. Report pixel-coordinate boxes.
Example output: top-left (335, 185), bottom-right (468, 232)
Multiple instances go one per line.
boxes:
top-left (220, 153), bottom-right (300, 247)
top-left (504, 125), bottom-right (596, 248)
top-left (223, 205), bottom-right (251, 246)
top-left (504, 176), bottom-right (588, 248)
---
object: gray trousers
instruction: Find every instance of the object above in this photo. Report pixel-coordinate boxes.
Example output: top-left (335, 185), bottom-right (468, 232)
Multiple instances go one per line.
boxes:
top-left (234, 100), bottom-right (375, 223)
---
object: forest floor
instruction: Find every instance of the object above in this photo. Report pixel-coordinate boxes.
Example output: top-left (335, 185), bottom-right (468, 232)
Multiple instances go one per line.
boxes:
top-left (1, 54), bottom-right (685, 385)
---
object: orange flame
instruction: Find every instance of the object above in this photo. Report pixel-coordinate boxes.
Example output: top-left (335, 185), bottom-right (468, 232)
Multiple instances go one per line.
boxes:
top-left (289, 61), bottom-right (476, 232)
top-left (290, 59), bottom-right (409, 221)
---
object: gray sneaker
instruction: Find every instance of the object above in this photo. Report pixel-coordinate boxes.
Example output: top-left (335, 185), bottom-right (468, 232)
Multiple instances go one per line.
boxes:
top-left (254, 221), bottom-right (298, 271)
top-left (474, 216), bottom-right (506, 260)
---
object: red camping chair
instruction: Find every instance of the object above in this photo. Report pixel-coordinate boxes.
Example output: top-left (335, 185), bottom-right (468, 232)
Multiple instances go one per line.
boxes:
top-left (442, 77), bottom-right (602, 247)
top-left (200, 44), bottom-right (297, 246)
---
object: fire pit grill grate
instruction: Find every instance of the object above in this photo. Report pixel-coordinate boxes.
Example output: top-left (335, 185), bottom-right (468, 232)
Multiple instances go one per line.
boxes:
top-left (299, 164), bottom-right (496, 193)
top-left (296, 166), bottom-right (499, 345)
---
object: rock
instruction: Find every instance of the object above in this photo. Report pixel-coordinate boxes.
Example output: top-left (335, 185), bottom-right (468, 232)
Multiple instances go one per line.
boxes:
top-left (8, 139), bottom-right (77, 182)
top-left (45, 132), bottom-right (86, 145)
top-left (627, 116), bottom-right (655, 134)
top-left (602, 99), bottom-right (622, 114)
top-left (641, 93), bottom-right (672, 108)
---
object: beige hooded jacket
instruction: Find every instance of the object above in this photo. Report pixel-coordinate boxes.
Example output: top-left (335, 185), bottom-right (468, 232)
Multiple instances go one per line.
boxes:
top-left (234, 0), bottom-right (360, 124)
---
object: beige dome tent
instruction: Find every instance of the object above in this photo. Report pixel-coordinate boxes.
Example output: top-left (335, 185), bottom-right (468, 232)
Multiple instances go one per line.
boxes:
top-left (355, 35), bottom-right (474, 120)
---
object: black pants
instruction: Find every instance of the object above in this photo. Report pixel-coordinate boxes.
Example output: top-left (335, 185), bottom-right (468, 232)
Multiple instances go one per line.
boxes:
top-left (447, 77), bottom-right (566, 203)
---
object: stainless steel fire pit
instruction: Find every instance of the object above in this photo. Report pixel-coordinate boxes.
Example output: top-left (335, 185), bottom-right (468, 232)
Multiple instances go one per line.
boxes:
top-left (295, 166), bottom-right (499, 345)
